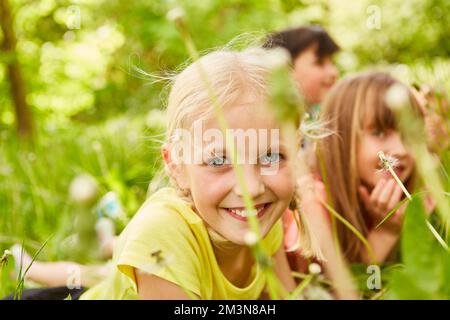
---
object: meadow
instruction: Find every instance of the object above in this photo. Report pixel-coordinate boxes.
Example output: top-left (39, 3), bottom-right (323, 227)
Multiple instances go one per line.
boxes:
top-left (1, 0), bottom-right (449, 299)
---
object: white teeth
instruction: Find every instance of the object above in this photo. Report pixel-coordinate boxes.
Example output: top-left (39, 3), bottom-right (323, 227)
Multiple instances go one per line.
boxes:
top-left (228, 206), bottom-right (265, 217)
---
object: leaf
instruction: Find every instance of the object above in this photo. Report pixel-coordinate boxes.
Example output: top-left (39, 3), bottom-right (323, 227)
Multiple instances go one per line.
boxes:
top-left (375, 197), bottom-right (410, 229)
top-left (388, 195), bottom-right (450, 299)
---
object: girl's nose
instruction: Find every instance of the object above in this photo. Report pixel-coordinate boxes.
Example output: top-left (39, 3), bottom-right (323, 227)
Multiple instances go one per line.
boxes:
top-left (233, 165), bottom-right (265, 199)
top-left (327, 62), bottom-right (338, 81)
top-left (387, 132), bottom-right (408, 157)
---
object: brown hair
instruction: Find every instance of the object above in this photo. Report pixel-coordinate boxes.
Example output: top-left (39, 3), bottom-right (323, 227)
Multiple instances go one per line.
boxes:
top-left (263, 26), bottom-right (340, 62)
top-left (316, 71), bottom-right (421, 261)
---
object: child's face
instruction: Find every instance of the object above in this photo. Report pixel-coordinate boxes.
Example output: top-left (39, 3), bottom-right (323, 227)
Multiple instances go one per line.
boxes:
top-left (178, 100), bottom-right (295, 245)
top-left (357, 115), bottom-right (415, 190)
top-left (292, 44), bottom-right (338, 106)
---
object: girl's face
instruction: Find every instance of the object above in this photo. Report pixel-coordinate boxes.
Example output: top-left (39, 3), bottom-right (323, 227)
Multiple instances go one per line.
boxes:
top-left (292, 44), bottom-right (338, 106)
top-left (178, 100), bottom-right (295, 245)
top-left (357, 111), bottom-right (415, 190)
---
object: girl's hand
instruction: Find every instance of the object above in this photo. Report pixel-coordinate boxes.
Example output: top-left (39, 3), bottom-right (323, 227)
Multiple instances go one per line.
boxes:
top-left (423, 192), bottom-right (436, 217)
top-left (424, 113), bottom-right (450, 152)
top-left (358, 179), bottom-right (407, 234)
top-left (298, 175), bottom-right (330, 224)
top-left (412, 85), bottom-right (450, 152)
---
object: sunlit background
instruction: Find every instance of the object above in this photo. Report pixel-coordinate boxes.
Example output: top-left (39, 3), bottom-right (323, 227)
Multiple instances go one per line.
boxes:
top-left (1, 0), bottom-right (449, 298)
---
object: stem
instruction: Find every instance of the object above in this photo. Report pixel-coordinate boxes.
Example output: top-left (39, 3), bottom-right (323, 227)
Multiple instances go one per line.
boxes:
top-left (175, 15), bottom-right (261, 236)
top-left (316, 147), bottom-right (341, 259)
top-left (375, 197), bottom-right (410, 229)
top-left (14, 236), bottom-right (51, 300)
top-left (292, 271), bottom-right (332, 286)
top-left (171, 9), bottom-right (283, 299)
top-left (426, 220), bottom-right (450, 252)
top-left (321, 201), bottom-right (376, 264)
top-left (387, 167), bottom-right (412, 200)
top-left (288, 274), bottom-right (314, 300)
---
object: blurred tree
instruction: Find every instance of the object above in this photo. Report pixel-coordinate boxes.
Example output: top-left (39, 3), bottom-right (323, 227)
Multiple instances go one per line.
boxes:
top-left (0, 0), bottom-right (33, 139)
top-left (0, 0), bottom-right (449, 133)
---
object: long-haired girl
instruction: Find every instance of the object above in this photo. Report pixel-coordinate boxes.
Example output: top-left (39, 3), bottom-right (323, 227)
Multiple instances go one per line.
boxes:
top-left (80, 47), bottom-right (300, 299)
top-left (285, 72), bottom-right (432, 273)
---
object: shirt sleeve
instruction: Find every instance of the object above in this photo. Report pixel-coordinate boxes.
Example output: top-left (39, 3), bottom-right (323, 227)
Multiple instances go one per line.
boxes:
top-left (115, 202), bottom-right (202, 297)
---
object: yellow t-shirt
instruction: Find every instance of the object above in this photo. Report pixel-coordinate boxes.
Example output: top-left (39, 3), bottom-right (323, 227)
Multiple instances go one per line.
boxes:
top-left (80, 187), bottom-right (283, 300)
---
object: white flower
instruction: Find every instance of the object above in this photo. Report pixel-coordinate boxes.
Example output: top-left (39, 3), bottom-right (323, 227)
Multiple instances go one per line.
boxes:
top-left (308, 262), bottom-right (322, 275)
top-left (385, 83), bottom-right (410, 110)
top-left (69, 174), bottom-right (99, 205)
top-left (166, 7), bottom-right (185, 23)
top-left (244, 231), bottom-right (259, 246)
top-left (377, 151), bottom-right (412, 200)
top-left (377, 151), bottom-right (399, 172)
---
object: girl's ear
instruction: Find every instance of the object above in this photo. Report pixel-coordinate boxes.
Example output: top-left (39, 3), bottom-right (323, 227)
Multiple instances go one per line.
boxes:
top-left (161, 144), bottom-right (190, 190)
top-left (161, 144), bottom-right (171, 165)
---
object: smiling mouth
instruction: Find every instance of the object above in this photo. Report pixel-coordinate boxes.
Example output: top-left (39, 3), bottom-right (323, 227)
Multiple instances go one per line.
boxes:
top-left (322, 81), bottom-right (335, 88)
top-left (221, 203), bottom-right (271, 221)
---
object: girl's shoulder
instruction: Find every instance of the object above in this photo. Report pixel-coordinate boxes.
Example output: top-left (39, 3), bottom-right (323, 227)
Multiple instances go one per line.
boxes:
top-left (121, 187), bottom-right (201, 243)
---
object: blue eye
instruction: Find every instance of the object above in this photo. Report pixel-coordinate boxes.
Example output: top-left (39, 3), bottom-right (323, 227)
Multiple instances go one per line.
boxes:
top-left (260, 153), bottom-right (281, 166)
top-left (207, 155), bottom-right (229, 167)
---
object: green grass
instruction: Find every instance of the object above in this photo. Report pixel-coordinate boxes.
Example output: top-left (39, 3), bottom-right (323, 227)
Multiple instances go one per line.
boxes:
top-left (0, 113), bottom-right (164, 297)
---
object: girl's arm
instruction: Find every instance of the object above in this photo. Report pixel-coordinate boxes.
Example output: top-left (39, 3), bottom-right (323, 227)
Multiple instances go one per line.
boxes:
top-left (360, 183), bottom-right (436, 264)
top-left (362, 228), bottom-right (399, 264)
top-left (135, 268), bottom-right (199, 300)
top-left (299, 177), bottom-right (359, 299)
top-left (358, 179), bottom-right (406, 264)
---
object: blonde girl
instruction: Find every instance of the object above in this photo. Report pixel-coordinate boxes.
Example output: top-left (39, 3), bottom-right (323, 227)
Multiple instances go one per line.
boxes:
top-left (79, 47), bottom-right (299, 299)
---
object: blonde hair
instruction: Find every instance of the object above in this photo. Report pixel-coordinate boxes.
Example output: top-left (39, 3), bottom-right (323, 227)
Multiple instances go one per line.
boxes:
top-left (316, 71), bottom-right (421, 261)
top-left (147, 47), bottom-right (323, 256)
top-left (159, 48), bottom-right (289, 190)
top-left (165, 48), bottom-right (282, 141)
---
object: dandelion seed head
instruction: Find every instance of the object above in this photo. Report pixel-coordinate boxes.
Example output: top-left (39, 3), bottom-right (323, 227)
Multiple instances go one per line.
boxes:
top-left (166, 7), bottom-right (185, 23)
top-left (377, 151), bottom-right (412, 200)
top-left (385, 83), bottom-right (410, 110)
top-left (244, 231), bottom-right (259, 246)
top-left (385, 155), bottom-right (399, 168)
top-left (1, 250), bottom-right (11, 266)
top-left (377, 151), bottom-right (399, 172)
top-left (1, 249), bottom-right (11, 259)
top-left (308, 262), bottom-right (322, 275)
top-left (69, 174), bottom-right (99, 205)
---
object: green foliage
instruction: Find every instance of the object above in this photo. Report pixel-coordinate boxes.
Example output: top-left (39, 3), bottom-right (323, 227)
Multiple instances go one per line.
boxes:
top-left (1, 0), bottom-right (450, 300)
top-left (0, 115), bottom-right (163, 297)
top-left (387, 196), bottom-right (450, 299)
